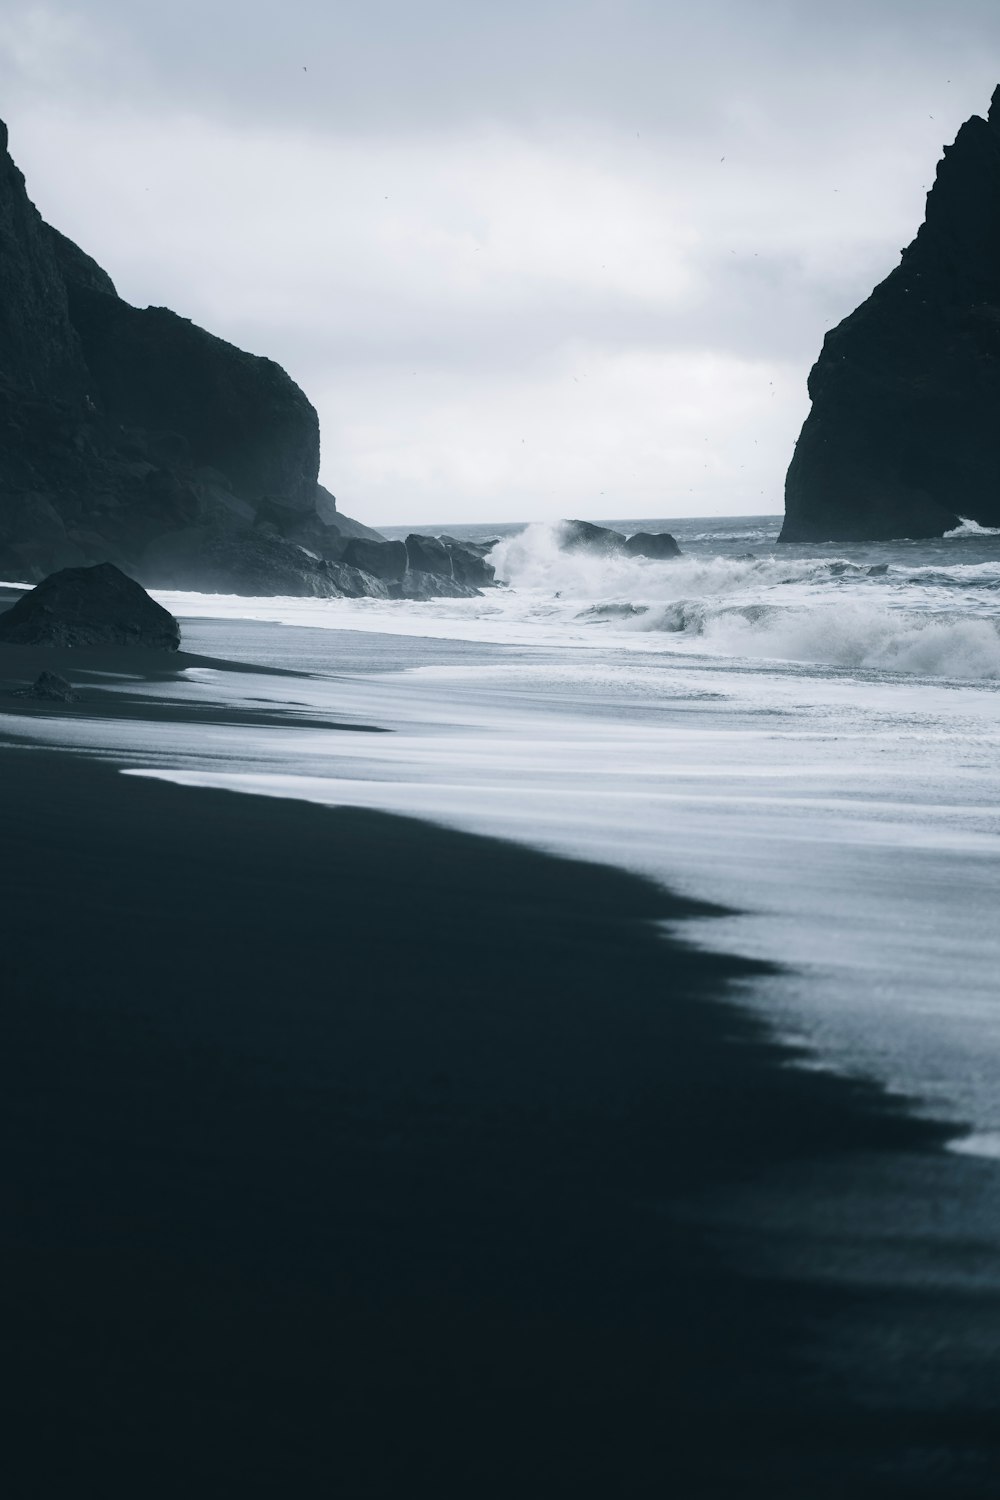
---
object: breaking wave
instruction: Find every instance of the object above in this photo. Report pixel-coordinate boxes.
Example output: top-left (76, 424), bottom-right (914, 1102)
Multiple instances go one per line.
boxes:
top-left (492, 524), bottom-right (1000, 600)
top-left (489, 522), bottom-right (1000, 680)
top-left (653, 599), bottom-right (1000, 679)
top-left (944, 517), bottom-right (1000, 538)
top-left (492, 524), bottom-right (855, 600)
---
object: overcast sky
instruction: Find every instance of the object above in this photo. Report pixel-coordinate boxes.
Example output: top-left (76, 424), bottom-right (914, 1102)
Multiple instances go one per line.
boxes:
top-left (2, 2), bottom-right (999, 526)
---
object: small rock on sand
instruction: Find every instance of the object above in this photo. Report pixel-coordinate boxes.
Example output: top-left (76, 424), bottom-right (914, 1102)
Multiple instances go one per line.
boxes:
top-left (10, 670), bottom-right (77, 702)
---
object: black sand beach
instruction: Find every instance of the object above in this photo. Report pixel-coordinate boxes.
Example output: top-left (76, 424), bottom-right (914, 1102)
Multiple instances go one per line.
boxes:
top-left (2, 644), bottom-right (999, 1497)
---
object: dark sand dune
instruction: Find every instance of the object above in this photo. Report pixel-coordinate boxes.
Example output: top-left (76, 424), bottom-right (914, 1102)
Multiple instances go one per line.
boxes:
top-left (1, 740), bottom-right (997, 1497)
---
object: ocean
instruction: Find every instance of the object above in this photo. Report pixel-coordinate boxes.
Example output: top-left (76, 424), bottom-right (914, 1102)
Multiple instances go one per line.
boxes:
top-left (8, 512), bottom-right (1000, 1151)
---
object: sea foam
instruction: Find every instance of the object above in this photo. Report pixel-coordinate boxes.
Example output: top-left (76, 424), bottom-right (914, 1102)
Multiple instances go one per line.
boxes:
top-left (490, 523), bottom-right (1000, 680)
top-left (691, 601), bottom-right (1000, 679)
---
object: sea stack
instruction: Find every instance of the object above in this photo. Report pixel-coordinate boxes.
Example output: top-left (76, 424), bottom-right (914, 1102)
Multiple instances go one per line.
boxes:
top-left (780, 86), bottom-right (1000, 543)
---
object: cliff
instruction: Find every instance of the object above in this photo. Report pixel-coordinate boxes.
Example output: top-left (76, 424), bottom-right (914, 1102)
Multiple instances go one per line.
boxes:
top-left (0, 116), bottom-right (384, 587)
top-left (781, 87), bottom-right (1000, 543)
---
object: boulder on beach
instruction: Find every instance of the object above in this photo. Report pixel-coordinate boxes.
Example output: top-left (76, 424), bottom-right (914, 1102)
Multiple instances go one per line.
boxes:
top-left (623, 531), bottom-right (681, 559)
top-left (0, 562), bottom-right (181, 649)
top-left (781, 85), bottom-right (1000, 543)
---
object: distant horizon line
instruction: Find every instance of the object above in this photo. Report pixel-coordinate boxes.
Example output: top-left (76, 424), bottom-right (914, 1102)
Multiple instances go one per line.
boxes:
top-left (371, 510), bottom-right (785, 530)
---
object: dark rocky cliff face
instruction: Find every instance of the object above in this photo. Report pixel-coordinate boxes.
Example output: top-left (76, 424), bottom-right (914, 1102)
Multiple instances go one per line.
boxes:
top-left (0, 124), bottom-right (89, 404)
top-left (0, 117), bottom-right (386, 589)
top-left (65, 290), bottom-right (320, 512)
top-left (781, 87), bottom-right (1000, 543)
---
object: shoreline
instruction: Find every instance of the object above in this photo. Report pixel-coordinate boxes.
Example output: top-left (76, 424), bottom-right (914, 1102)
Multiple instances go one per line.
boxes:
top-left (2, 640), bottom-right (1000, 1494)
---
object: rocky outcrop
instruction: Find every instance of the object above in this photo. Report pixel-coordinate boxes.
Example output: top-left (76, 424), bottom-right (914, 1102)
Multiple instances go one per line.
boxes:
top-left (139, 525), bottom-right (496, 601)
top-left (140, 528), bottom-right (390, 599)
top-left (0, 117), bottom-right (400, 594)
top-left (340, 538), bottom-right (408, 583)
top-left (335, 533), bottom-right (494, 598)
top-left (339, 533), bottom-right (496, 595)
top-left (403, 533), bottom-right (495, 592)
top-left (0, 563), bottom-right (181, 648)
top-left (782, 87), bottom-right (1000, 543)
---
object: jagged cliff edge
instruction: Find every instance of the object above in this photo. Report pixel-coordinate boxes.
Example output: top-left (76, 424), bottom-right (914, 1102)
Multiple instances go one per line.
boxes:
top-left (0, 117), bottom-right (492, 599)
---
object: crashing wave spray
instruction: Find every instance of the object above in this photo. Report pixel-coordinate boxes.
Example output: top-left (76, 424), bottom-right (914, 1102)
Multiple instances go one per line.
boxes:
top-left (489, 523), bottom-right (1000, 680)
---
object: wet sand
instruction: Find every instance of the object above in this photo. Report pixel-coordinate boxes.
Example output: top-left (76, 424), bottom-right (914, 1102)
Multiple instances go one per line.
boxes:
top-left (2, 641), bottom-right (999, 1497)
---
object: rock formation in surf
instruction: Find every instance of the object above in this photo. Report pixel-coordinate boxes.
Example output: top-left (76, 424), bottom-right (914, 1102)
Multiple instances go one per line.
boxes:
top-left (0, 117), bottom-right (489, 598)
top-left (0, 562), bottom-right (181, 649)
top-left (623, 530), bottom-right (681, 559)
top-left (556, 520), bottom-right (682, 558)
top-left (781, 86), bottom-right (1000, 543)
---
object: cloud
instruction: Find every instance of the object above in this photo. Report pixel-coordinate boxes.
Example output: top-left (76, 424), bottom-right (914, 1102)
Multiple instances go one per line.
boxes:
top-left (312, 346), bottom-right (805, 525)
top-left (2, 2), bottom-right (999, 523)
top-left (4, 0), bottom-right (999, 137)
